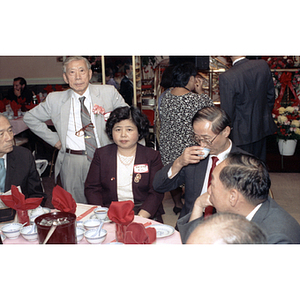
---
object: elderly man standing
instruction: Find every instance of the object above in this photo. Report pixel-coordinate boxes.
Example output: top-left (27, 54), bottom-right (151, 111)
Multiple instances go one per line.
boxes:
top-left (178, 153), bottom-right (300, 244)
top-left (24, 56), bottom-right (127, 203)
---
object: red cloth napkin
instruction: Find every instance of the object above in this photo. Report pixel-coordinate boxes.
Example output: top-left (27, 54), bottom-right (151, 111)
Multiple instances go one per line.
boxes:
top-left (52, 185), bottom-right (77, 214)
top-left (0, 185), bottom-right (43, 210)
top-left (10, 101), bottom-right (21, 115)
top-left (107, 201), bottom-right (134, 225)
top-left (0, 101), bottom-right (6, 113)
top-left (124, 222), bottom-right (156, 244)
top-left (25, 102), bottom-right (38, 110)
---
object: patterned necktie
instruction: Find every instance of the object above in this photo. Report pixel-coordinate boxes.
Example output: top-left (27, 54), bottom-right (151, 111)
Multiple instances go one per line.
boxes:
top-left (204, 156), bottom-right (219, 218)
top-left (0, 158), bottom-right (6, 193)
top-left (79, 96), bottom-right (97, 162)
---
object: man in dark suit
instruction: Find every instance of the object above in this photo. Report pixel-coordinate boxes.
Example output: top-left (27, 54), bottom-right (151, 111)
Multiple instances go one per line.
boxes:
top-left (153, 106), bottom-right (247, 219)
top-left (178, 153), bottom-right (300, 244)
top-left (119, 64), bottom-right (133, 106)
top-left (0, 115), bottom-right (45, 223)
top-left (219, 56), bottom-right (277, 162)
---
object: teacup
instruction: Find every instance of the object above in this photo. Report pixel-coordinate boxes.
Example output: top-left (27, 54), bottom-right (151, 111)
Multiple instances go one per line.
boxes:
top-left (94, 207), bottom-right (108, 221)
top-left (198, 147), bottom-right (211, 158)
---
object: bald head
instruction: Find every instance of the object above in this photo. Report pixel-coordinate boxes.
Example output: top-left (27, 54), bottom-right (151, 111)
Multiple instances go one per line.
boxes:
top-left (186, 212), bottom-right (267, 244)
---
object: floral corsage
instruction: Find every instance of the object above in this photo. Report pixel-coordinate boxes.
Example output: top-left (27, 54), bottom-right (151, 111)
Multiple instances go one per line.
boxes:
top-left (92, 104), bottom-right (111, 121)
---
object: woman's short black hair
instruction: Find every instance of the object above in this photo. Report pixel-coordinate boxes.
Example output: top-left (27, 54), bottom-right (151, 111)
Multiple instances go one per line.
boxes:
top-left (172, 62), bottom-right (198, 87)
top-left (105, 106), bottom-right (149, 141)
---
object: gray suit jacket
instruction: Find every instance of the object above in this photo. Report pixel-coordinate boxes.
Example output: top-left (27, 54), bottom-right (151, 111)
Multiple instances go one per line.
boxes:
top-left (153, 143), bottom-right (246, 219)
top-left (177, 197), bottom-right (300, 244)
top-left (24, 84), bottom-right (127, 180)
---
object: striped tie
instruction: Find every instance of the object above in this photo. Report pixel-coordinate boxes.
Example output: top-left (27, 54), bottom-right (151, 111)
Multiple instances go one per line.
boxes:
top-left (0, 158), bottom-right (6, 193)
top-left (79, 96), bottom-right (97, 162)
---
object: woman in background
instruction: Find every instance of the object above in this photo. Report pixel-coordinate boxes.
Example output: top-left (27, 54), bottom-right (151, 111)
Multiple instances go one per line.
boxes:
top-left (159, 62), bottom-right (214, 215)
top-left (85, 106), bottom-right (165, 222)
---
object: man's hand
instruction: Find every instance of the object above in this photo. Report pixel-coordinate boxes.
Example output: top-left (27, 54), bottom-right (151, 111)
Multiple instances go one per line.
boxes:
top-left (189, 192), bottom-right (213, 222)
top-left (170, 146), bottom-right (207, 177)
top-left (54, 140), bottom-right (62, 150)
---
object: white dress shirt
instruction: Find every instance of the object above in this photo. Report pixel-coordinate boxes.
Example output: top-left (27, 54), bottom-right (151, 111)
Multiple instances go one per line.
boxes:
top-left (66, 87), bottom-right (100, 150)
top-left (200, 140), bottom-right (232, 195)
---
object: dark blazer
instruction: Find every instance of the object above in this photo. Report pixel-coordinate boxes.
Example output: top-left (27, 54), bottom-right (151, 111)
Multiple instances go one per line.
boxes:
top-left (119, 76), bottom-right (133, 106)
top-left (85, 143), bottom-right (164, 220)
top-left (1, 146), bottom-right (46, 222)
top-left (153, 143), bottom-right (246, 219)
top-left (177, 197), bottom-right (300, 244)
top-left (219, 58), bottom-right (277, 146)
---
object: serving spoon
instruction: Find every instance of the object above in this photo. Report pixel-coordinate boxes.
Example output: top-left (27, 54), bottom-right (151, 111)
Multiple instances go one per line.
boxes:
top-left (42, 220), bottom-right (58, 244)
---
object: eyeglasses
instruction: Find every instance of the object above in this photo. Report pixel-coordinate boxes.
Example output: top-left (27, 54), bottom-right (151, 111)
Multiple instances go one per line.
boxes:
top-left (75, 122), bottom-right (94, 137)
top-left (194, 132), bottom-right (219, 146)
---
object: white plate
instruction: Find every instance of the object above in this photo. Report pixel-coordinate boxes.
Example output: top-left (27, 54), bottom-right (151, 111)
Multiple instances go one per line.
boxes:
top-left (89, 214), bottom-right (111, 223)
top-left (146, 224), bottom-right (175, 238)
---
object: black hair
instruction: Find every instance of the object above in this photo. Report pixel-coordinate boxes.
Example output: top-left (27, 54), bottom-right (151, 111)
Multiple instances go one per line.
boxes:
top-left (105, 106), bottom-right (149, 141)
top-left (192, 106), bottom-right (232, 134)
top-left (219, 153), bottom-right (270, 205)
top-left (171, 62), bottom-right (197, 87)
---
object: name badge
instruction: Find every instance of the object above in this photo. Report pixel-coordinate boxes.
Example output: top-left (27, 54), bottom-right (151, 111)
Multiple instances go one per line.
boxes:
top-left (134, 164), bottom-right (149, 173)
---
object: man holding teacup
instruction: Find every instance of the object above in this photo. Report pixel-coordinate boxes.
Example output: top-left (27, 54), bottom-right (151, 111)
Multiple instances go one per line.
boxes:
top-left (153, 106), bottom-right (248, 220)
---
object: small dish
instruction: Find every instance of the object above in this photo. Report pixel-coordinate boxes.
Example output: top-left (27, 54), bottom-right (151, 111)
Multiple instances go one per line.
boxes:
top-left (76, 227), bottom-right (85, 243)
top-left (146, 224), bottom-right (175, 238)
top-left (83, 219), bottom-right (101, 231)
top-left (89, 214), bottom-right (111, 223)
top-left (20, 225), bottom-right (38, 241)
top-left (84, 228), bottom-right (107, 244)
top-left (1, 223), bottom-right (23, 239)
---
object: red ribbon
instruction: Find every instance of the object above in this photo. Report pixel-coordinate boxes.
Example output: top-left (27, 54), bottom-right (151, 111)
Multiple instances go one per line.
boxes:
top-left (273, 72), bottom-right (300, 112)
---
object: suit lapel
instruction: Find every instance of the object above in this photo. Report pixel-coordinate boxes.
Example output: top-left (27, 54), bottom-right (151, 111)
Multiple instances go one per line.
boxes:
top-left (5, 151), bottom-right (15, 191)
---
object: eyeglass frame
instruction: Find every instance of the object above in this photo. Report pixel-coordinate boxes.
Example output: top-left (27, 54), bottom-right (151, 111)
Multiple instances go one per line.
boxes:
top-left (75, 122), bottom-right (94, 137)
top-left (193, 131), bottom-right (220, 146)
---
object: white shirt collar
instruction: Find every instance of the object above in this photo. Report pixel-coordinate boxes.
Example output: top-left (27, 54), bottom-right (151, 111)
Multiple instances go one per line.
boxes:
top-left (233, 57), bottom-right (246, 65)
top-left (246, 203), bottom-right (262, 221)
top-left (210, 139), bottom-right (232, 162)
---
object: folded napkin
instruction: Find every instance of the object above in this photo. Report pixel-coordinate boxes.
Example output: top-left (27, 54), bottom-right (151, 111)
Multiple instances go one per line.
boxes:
top-left (10, 101), bottom-right (21, 115)
top-left (44, 85), bottom-right (53, 94)
top-left (18, 97), bottom-right (27, 104)
top-left (55, 84), bottom-right (64, 91)
top-left (52, 185), bottom-right (77, 214)
top-left (124, 222), bottom-right (156, 244)
top-left (25, 102), bottom-right (38, 110)
top-left (107, 201), bottom-right (134, 225)
top-left (0, 185), bottom-right (43, 210)
top-left (0, 101), bottom-right (6, 113)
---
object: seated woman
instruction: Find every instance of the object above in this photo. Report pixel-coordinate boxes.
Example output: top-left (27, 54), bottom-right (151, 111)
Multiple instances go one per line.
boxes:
top-left (84, 106), bottom-right (165, 222)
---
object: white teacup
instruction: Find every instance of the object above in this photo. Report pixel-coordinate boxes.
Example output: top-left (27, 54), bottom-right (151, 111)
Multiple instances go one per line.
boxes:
top-left (198, 147), bottom-right (210, 158)
top-left (94, 207), bottom-right (108, 221)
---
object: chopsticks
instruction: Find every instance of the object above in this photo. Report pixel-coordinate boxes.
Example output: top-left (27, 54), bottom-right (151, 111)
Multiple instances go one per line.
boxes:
top-left (76, 206), bottom-right (98, 221)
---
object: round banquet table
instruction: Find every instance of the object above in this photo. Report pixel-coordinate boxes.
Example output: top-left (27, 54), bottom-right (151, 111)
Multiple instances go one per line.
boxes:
top-left (1, 204), bottom-right (182, 245)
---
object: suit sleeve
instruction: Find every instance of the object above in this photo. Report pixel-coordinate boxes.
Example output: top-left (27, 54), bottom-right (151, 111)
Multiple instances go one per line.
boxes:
top-left (219, 73), bottom-right (236, 122)
top-left (23, 93), bottom-right (60, 147)
top-left (25, 151), bottom-right (47, 205)
top-left (265, 66), bottom-right (276, 112)
top-left (177, 213), bottom-right (203, 244)
top-left (153, 162), bottom-right (186, 193)
top-left (138, 151), bottom-right (164, 218)
top-left (84, 149), bottom-right (104, 206)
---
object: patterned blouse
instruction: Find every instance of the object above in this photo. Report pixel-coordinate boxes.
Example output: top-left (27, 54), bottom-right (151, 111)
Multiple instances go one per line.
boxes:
top-left (159, 89), bottom-right (214, 165)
